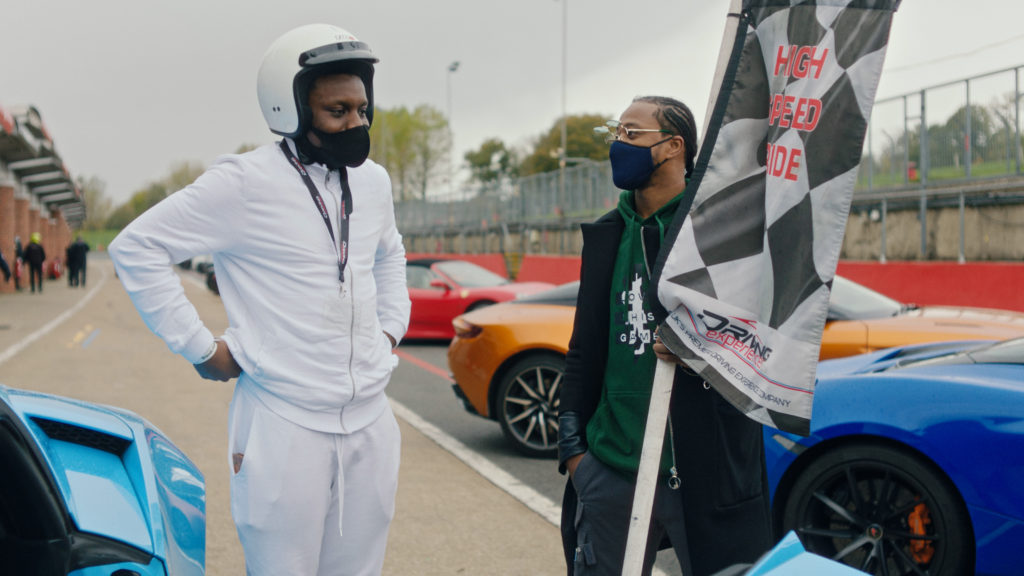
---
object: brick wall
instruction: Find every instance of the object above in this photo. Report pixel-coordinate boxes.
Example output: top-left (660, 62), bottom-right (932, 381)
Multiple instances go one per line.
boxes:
top-left (0, 187), bottom-right (12, 293)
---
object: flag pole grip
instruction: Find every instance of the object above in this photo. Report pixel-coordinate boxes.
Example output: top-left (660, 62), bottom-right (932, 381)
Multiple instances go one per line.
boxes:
top-left (621, 359), bottom-right (676, 576)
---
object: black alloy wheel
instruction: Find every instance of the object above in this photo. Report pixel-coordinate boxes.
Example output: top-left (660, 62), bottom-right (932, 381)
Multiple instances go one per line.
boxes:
top-left (496, 355), bottom-right (563, 458)
top-left (780, 443), bottom-right (972, 576)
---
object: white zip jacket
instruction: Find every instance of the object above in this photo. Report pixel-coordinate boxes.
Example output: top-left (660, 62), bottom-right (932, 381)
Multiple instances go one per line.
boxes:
top-left (109, 140), bottom-right (410, 433)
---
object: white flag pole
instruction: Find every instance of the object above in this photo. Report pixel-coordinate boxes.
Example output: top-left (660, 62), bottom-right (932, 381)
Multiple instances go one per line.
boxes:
top-left (621, 359), bottom-right (675, 576)
top-left (622, 3), bottom-right (743, 574)
top-left (701, 0), bottom-right (744, 137)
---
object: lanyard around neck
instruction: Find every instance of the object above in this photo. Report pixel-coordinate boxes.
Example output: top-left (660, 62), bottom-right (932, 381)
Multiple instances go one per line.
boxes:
top-left (279, 140), bottom-right (353, 284)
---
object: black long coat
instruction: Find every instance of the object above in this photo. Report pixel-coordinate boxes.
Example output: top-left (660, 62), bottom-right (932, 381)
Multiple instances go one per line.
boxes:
top-left (559, 210), bottom-right (773, 576)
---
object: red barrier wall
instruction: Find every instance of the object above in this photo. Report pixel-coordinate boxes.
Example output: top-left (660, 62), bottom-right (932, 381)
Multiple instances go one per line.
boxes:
top-left (410, 253), bottom-right (1024, 312)
top-left (836, 261), bottom-right (1024, 312)
top-left (515, 255), bottom-right (583, 285)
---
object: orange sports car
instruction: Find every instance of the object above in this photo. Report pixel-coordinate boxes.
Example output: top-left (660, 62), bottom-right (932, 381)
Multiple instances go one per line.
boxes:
top-left (447, 276), bottom-right (1024, 457)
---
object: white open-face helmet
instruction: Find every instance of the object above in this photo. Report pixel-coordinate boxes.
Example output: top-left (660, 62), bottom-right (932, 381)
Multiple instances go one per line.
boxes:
top-left (257, 24), bottom-right (379, 137)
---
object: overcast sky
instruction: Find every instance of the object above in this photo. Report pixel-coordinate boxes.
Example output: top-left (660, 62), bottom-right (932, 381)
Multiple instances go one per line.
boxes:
top-left (3, 0), bottom-right (1023, 204)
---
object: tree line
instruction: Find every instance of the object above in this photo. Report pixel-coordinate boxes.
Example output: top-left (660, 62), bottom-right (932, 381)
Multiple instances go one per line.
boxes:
top-left (79, 107), bottom-right (615, 230)
top-left (81, 94), bottom-right (1024, 231)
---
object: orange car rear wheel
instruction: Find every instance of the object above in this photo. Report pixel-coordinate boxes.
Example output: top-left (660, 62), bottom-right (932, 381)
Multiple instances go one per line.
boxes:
top-left (495, 354), bottom-right (564, 458)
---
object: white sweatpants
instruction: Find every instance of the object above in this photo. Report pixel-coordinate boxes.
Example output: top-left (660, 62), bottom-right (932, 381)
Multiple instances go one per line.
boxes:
top-left (227, 386), bottom-right (401, 576)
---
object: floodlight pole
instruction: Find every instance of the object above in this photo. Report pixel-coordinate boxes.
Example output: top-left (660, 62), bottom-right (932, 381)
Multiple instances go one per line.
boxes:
top-left (446, 61), bottom-right (459, 225)
top-left (558, 0), bottom-right (568, 218)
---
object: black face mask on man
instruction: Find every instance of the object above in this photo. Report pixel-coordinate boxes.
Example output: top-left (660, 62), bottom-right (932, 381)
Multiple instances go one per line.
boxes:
top-left (298, 124), bottom-right (371, 171)
top-left (608, 136), bottom-right (673, 190)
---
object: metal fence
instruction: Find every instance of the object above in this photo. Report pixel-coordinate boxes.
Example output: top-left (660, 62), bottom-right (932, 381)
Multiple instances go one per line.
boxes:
top-left (858, 64), bottom-right (1023, 191)
top-left (398, 64), bottom-right (1024, 249)
top-left (396, 161), bottom-right (621, 234)
top-left (853, 64), bottom-right (1024, 261)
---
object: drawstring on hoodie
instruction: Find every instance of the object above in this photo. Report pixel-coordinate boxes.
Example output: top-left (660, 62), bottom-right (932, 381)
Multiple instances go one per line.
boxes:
top-left (623, 189), bottom-right (684, 490)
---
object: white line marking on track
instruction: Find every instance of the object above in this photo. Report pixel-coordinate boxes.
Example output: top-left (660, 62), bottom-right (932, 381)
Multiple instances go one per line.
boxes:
top-left (0, 267), bottom-right (109, 368)
top-left (389, 398), bottom-right (562, 526)
top-left (389, 398), bottom-right (670, 576)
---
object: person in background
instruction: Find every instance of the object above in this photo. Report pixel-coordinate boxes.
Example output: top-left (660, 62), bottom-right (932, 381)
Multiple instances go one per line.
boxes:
top-left (22, 233), bottom-right (46, 294)
top-left (0, 246), bottom-right (10, 284)
top-left (13, 236), bottom-right (23, 291)
top-left (74, 236), bottom-right (90, 286)
top-left (108, 23), bottom-right (409, 575)
top-left (557, 96), bottom-right (772, 576)
top-left (65, 242), bottom-right (76, 287)
top-left (66, 235), bottom-right (90, 287)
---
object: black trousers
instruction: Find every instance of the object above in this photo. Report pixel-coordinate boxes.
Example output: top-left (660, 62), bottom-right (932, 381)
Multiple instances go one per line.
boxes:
top-left (565, 452), bottom-right (692, 576)
top-left (29, 265), bottom-right (43, 292)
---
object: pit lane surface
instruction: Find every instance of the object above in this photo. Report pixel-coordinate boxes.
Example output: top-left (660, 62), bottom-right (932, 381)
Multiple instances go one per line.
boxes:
top-left (0, 257), bottom-right (682, 575)
top-left (389, 345), bottom-right (684, 576)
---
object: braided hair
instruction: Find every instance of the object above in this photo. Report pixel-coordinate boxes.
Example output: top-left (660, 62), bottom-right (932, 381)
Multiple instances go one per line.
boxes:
top-left (633, 96), bottom-right (698, 178)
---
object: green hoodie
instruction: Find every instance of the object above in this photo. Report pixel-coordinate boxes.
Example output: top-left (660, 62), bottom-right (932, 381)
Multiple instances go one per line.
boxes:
top-left (586, 189), bottom-right (683, 476)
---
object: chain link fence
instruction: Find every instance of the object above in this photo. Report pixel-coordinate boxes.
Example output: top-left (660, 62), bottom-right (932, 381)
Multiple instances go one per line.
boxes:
top-left (858, 64), bottom-right (1023, 192)
top-left (399, 65), bottom-right (1024, 260)
top-left (396, 161), bottom-right (620, 235)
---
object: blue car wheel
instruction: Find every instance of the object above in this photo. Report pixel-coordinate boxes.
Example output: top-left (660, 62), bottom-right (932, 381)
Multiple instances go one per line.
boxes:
top-left (779, 443), bottom-right (972, 576)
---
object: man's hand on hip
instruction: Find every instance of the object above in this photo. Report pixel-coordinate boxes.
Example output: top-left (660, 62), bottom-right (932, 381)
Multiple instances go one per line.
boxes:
top-left (566, 453), bottom-right (585, 478)
top-left (194, 341), bottom-right (242, 381)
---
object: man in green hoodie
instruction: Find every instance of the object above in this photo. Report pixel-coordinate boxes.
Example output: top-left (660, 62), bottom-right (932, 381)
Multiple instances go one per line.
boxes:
top-left (558, 96), bottom-right (772, 576)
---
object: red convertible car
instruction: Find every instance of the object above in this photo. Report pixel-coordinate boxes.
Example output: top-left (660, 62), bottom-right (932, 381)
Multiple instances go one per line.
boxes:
top-left (405, 258), bottom-right (554, 340)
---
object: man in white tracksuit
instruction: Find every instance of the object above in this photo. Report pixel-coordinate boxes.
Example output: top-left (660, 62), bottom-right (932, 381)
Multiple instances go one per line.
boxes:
top-left (109, 24), bottom-right (410, 575)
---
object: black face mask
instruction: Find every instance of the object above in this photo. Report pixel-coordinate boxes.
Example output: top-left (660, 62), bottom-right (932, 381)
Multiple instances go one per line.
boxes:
top-left (297, 124), bottom-right (371, 170)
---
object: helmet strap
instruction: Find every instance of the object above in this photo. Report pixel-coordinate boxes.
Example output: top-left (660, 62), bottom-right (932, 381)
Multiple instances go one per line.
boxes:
top-left (293, 133), bottom-right (318, 165)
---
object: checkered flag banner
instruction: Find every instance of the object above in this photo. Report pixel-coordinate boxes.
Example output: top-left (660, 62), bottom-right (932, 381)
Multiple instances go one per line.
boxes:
top-left (654, 0), bottom-right (900, 436)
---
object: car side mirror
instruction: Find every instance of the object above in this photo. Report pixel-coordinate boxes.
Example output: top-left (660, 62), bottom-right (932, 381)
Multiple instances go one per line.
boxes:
top-left (429, 279), bottom-right (452, 291)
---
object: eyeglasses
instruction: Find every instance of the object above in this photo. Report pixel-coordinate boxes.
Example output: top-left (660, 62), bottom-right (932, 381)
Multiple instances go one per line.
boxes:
top-left (593, 120), bottom-right (673, 143)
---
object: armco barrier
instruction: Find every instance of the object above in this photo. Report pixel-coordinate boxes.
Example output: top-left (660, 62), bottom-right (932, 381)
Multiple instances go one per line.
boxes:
top-left (411, 253), bottom-right (1024, 313)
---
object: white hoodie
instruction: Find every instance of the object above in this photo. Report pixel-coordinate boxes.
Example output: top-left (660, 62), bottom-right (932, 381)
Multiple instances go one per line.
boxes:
top-left (109, 140), bottom-right (410, 433)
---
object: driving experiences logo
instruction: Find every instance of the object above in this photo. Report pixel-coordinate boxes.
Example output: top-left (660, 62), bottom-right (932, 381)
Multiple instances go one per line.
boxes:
top-left (696, 310), bottom-right (773, 368)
